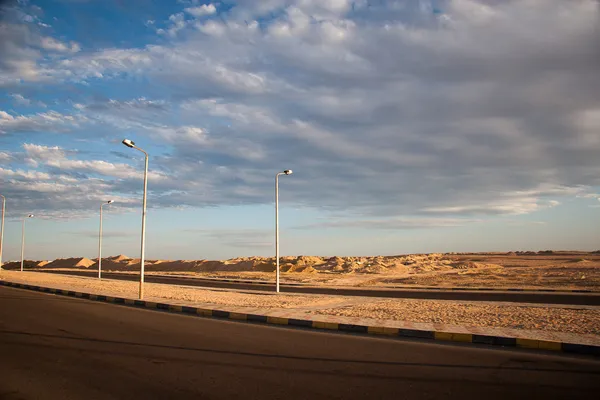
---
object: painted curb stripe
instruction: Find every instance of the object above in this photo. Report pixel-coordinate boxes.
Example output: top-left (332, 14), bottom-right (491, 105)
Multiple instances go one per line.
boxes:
top-left (434, 332), bottom-right (473, 343)
top-left (288, 319), bottom-right (313, 328)
top-left (229, 313), bottom-right (248, 321)
top-left (339, 324), bottom-right (368, 334)
top-left (312, 321), bottom-right (339, 330)
top-left (398, 329), bottom-right (435, 340)
top-left (196, 308), bottom-right (212, 317)
top-left (472, 335), bottom-right (516, 346)
top-left (248, 314), bottom-right (268, 323)
top-left (367, 326), bottom-right (399, 336)
top-left (212, 310), bottom-right (230, 318)
top-left (538, 340), bottom-right (562, 351)
top-left (2, 279), bottom-right (599, 356)
top-left (267, 316), bottom-right (288, 325)
top-left (516, 338), bottom-right (540, 349)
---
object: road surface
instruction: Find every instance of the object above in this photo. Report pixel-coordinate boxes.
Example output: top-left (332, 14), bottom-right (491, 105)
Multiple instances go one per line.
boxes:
top-left (0, 286), bottom-right (598, 399)
top-left (32, 269), bottom-right (600, 305)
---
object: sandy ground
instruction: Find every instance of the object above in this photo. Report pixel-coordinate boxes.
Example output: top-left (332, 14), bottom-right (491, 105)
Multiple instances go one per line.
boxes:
top-left (0, 271), bottom-right (340, 309)
top-left (9, 251), bottom-right (599, 291)
top-left (311, 300), bottom-right (600, 336)
top-left (2, 270), bottom-right (599, 337)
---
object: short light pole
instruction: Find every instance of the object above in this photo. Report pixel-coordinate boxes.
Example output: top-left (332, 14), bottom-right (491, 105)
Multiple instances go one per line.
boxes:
top-left (0, 194), bottom-right (5, 271)
top-left (275, 169), bottom-right (292, 293)
top-left (98, 200), bottom-right (114, 279)
top-left (122, 139), bottom-right (148, 300)
top-left (21, 214), bottom-right (34, 272)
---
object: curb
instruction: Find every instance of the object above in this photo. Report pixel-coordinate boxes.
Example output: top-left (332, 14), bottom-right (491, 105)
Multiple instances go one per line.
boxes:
top-left (2, 280), bottom-right (598, 357)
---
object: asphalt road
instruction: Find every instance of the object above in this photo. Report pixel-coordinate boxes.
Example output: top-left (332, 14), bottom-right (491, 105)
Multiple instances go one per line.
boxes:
top-left (1, 286), bottom-right (599, 399)
top-left (33, 269), bottom-right (600, 305)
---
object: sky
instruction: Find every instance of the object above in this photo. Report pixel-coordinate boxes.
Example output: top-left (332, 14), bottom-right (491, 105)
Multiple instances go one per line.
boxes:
top-left (0, 0), bottom-right (599, 261)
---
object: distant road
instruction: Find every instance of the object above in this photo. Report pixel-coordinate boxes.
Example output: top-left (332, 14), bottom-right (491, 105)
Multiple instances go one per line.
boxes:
top-left (29, 269), bottom-right (600, 305)
top-left (1, 286), bottom-right (599, 399)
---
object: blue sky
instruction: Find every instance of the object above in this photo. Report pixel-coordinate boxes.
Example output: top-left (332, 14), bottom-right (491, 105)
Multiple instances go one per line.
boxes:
top-left (1, 0), bottom-right (599, 261)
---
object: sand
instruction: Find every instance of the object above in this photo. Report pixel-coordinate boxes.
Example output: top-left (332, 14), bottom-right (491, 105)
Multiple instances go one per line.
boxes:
top-left (311, 300), bottom-right (600, 336)
top-left (2, 270), bottom-right (599, 338)
top-left (4, 251), bottom-right (600, 291)
top-left (0, 270), bottom-right (342, 309)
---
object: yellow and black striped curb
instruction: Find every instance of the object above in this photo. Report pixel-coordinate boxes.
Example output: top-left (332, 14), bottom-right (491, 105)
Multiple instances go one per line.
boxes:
top-left (2, 280), bottom-right (598, 357)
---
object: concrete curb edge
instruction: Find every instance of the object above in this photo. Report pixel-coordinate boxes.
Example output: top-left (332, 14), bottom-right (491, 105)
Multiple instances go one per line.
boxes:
top-left (2, 280), bottom-right (598, 357)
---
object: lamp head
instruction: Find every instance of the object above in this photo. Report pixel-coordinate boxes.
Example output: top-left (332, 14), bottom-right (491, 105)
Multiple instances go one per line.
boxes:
top-left (107, 200), bottom-right (114, 204)
top-left (283, 170), bottom-right (293, 175)
top-left (28, 214), bottom-right (34, 218)
top-left (122, 139), bottom-right (135, 148)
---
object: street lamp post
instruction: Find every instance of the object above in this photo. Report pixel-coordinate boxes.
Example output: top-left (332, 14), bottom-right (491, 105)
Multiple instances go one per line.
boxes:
top-left (0, 194), bottom-right (5, 271)
top-left (275, 169), bottom-right (293, 293)
top-left (122, 139), bottom-right (148, 300)
top-left (98, 200), bottom-right (114, 279)
top-left (21, 214), bottom-right (34, 272)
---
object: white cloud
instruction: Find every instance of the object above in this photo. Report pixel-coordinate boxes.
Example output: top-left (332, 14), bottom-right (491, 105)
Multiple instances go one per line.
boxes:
top-left (2, 0), bottom-right (600, 221)
top-left (39, 36), bottom-right (80, 53)
top-left (0, 110), bottom-right (83, 135)
top-left (10, 93), bottom-right (31, 105)
top-left (0, 167), bottom-right (52, 181)
top-left (23, 143), bottom-right (65, 163)
top-left (158, 12), bottom-right (194, 37)
top-left (0, 152), bottom-right (12, 162)
top-left (22, 143), bottom-right (166, 181)
top-left (0, 143), bottom-right (170, 218)
top-left (185, 4), bottom-right (217, 17)
top-left (85, 97), bottom-right (168, 112)
top-left (296, 216), bottom-right (482, 230)
top-left (153, 125), bottom-right (208, 145)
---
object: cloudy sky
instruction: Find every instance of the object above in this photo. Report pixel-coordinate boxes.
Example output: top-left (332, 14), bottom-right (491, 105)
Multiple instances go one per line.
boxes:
top-left (0, 0), bottom-right (599, 261)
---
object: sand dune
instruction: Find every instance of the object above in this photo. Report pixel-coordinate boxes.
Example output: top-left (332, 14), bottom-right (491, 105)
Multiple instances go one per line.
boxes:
top-left (12, 253), bottom-right (498, 274)
top-left (3, 251), bottom-right (599, 290)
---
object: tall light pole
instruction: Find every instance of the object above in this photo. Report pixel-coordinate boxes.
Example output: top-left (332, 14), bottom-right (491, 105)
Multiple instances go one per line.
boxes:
top-left (21, 214), bottom-right (34, 272)
top-left (275, 169), bottom-right (292, 293)
top-left (98, 200), bottom-right (114, 279)
top-left (0, 194), bottom-right (5, 271)
top-left (122, 139), bottom-right (148, 300)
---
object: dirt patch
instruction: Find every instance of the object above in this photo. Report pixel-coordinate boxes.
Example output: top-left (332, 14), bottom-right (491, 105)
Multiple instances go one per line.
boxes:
top-left (312, 299), bottom-right (600, 336)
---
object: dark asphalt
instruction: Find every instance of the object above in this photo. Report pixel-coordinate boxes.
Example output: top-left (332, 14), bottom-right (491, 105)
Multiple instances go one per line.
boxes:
top-left (34, 269), bottom-right (600, 305)
top-left (0, 286), bottom-right (599, 399)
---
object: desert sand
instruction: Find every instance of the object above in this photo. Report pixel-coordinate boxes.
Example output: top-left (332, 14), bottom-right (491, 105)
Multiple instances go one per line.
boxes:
top-left (1, 270), bottom-right (598, 338)
top-left (4, 251), bottom-right (600, 291)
